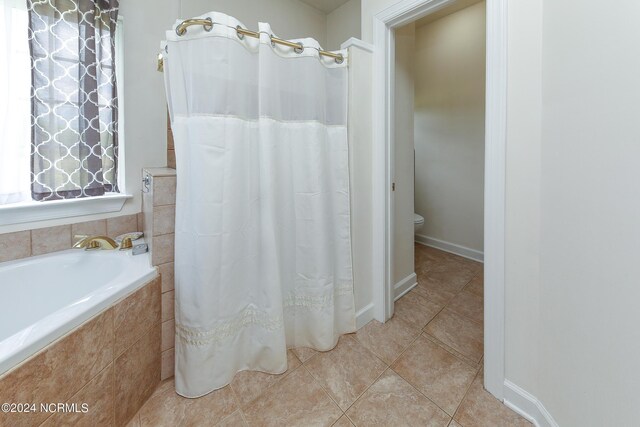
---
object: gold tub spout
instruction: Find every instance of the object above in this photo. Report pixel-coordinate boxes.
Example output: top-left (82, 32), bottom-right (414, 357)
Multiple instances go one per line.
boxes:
top-left (72, 235), bottom-right (119, 250)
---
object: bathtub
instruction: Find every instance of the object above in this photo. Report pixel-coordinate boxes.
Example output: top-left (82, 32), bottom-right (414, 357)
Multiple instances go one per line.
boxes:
top-left (0, 247), bottom-right (157, 376)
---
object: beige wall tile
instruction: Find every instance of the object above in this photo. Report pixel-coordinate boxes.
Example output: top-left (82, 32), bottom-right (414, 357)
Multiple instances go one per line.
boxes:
top-left (160, 349), bottom-right (174, 381)
top-left (114, 277), bottom-right (161, 357)
top-left (161, 291), bottom-right (175, 322)
top-left (0, 231), bottom-right (31, 263)
top-left (167, 149), bottom-right (176, 169)
top-left (137, 212), bottom-right (145, 233)
top-left (153, 176), bottom-right (176, 206)
top-left (71, 220), bottom-right (107, 238)
top-left (161, 320), bottom-right (175, 352)
top-left (153, 205), bottom-right (175, 236)
top-left (0, 308), bottom-right (113, 427)
top-left (152, 233), bottom-right (174, 266)
top-left (114, 324), bottom-right (161, 426)
top-left (40, 364), bottom-right (115, 427)
top-left (31, 225), bottom-right (71, 256)
top-left (106, 214), bottom-right (139, 239)
top-left (158, 262), bottom-right (174, 293)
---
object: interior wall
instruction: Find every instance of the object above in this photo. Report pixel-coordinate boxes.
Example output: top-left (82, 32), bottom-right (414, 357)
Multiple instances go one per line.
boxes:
top-left (0, 0), bottom-right (328, 235)
top-left (504, 0), bottom-right (541, 405)
top-left (413, 2), bottom-right (485, 254)
top-left (326, 0), bottom-right (361, 50)
top-left (346, 44), bottom-right (374, 320)
top-left (179, 0), bottom-right (327, 47)
top-left (393, 23), bottom-right (416, 285)
top-left (537, 0), bottom-right (640, 424)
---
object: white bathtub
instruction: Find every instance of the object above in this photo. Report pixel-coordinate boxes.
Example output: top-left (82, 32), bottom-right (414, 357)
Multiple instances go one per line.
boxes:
top-left (0, 247), bottom-right (157, 376)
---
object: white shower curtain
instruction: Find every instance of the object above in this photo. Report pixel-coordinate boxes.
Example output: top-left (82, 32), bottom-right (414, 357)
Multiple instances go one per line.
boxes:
top-left (163, 12), bottom-right (355, 398)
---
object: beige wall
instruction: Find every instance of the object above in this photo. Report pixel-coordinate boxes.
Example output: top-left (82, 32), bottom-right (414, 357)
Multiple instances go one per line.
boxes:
top-left (537, 0), bottom-right (640, 424)
top-left (0, 0), bottom-right (328, 235)
top-left (393, 23), bottom-right (416, 285)
top-left (413, 2), bottom-right (485, 254)
top-left (326, 0), bottom-right (361, 50)
top-left (346, 44), bottom-right (375, 320)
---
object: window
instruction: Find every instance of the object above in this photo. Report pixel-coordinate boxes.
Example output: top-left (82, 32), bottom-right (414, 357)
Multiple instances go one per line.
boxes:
top-left (0, 0), bottom-right (122, 207)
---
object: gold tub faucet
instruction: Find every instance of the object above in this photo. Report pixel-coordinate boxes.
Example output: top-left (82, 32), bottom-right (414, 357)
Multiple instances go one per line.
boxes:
top-left (72, 235), bottom-right (119, 250)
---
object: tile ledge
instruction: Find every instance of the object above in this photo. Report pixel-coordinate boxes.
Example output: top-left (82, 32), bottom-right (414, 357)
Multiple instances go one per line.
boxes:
top-left (143, 167), bottom-right (177, 177)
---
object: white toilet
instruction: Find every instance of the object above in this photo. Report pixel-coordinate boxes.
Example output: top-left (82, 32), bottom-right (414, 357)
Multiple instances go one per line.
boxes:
top-left (414, 213), bottom-right (425, 233)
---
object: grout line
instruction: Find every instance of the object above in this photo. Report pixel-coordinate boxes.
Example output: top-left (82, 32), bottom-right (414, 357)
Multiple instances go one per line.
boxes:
top-left (300, 364), bottom-right (345, 415)
top-left (451, 362), bottom-right (483, 423)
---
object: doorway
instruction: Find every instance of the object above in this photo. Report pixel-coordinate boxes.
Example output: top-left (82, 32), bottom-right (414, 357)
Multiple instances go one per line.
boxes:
top-left (371, 0), bottom-right (507, 400)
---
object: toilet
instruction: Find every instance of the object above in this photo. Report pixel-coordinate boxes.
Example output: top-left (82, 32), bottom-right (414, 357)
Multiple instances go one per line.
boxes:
top-left (414, 213), bottom-right (425, 232)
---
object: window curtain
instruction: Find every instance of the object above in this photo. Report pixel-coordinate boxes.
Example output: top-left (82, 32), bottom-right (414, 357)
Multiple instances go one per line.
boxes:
top-left (27, 0), bottom-right (119, 201)
top-left (163, 12), bottom-right (355, 398)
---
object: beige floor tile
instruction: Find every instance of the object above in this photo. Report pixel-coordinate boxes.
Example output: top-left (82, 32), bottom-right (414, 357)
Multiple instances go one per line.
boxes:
top-left (454, 373), bottom-right (532, 427)
top-left (125, 414), bottom-right (141, 427)
top-left (420, 264), bottom-right (477, 293)
top-left (448, 420), bottom-right (463, 427)
top-left (241, 367), bottom-right (342, 427)
top-left (333, 415), bottom-right (355, 426)
top-left (391, 335), bottom-right (477, 416)
top-left (464, 275), bottom-right (484, 298)
top-left (346, 370), bottom-right (451, 427)
top-left (424, 309), bottom-right (484, 363)
top-left (138, 379), bottom-right (238, 426)
top-left (292, 346), bottom-right (318, 363)
top-left (217, 411), bottom-right (247, 426)
top-left (394, 290), bottom-right (443, 330)
top-left (355, 318), bottom-right (421, 365)
top-left (412, 282), bottom-right (457, 307)
top-left (231, 350), bottom-right (301, 407)
top-left (305, 335), bottom-right (386, 410)
top-left (446, 290), bottom-right (484, 325)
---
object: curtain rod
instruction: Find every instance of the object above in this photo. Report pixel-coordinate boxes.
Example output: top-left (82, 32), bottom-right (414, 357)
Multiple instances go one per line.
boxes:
top-left (174, 17), bottom-right (345, 64)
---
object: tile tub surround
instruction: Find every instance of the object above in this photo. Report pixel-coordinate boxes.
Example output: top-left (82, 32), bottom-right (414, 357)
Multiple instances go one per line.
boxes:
top-left (125, 246), bottom-right (530, 426)
top-left (0, 276), bottom-right (161, 427)
top-left (142, 167), bottom-right (177, 380)
top-left (0, 213), bottom-right (143, 263)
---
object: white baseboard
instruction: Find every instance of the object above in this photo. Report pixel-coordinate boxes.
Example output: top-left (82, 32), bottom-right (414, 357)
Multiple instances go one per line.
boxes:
top-left (415, 234), bottom-right (484, 263)
top-left (355, 303), bottom-right (375, 330)
top-left (394, 273), bottom-right (417, 301)
top-left (503, 380), bottom-right (559, 427)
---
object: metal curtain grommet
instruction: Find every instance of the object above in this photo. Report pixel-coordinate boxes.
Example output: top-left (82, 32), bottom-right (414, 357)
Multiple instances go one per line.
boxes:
top-left (335, 55), bottom-right (344, 64)
top-left (203, 17), bottom-right (213, 32)
top-left (236, 25), bottom-right (245, 39)
top-left (294, 45), bottom-right (304, 54)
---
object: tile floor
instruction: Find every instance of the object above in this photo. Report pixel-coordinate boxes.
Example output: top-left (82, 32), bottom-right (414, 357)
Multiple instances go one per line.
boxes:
top-left (128, 244), bottom-right (531, 426)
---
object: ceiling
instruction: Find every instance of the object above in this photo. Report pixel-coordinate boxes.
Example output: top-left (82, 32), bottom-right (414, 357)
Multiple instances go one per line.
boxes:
top-left (297, 0), bottom-right (352, 14)
top-left (415, 0), bottom-right (483, 27)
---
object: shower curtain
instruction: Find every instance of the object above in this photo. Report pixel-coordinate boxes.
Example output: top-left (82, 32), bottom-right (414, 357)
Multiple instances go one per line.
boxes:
top-left (162, 12), bottom-right (355, 398)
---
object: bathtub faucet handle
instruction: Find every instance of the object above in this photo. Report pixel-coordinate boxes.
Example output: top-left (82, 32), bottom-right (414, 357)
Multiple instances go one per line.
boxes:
top-left (72, 235), bottom-right (118, 250)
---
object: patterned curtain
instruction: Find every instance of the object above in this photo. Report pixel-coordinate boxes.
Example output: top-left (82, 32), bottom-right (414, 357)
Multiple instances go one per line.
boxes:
top-left (27, 0), bottom-right (119, 201)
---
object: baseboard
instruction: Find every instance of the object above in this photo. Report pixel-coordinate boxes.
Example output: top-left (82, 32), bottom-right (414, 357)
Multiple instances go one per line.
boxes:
top-left (355, 303), bottom-right (375, 329)
top-left (503, 380), bottom-right (559, 427)
top-left (394, 273), bottom-right (417, 301)
top-left (415, 234), bottom-right (484, 263)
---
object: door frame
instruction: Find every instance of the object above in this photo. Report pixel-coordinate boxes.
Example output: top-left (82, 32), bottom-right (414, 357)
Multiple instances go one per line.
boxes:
top-left (371, 0), bottom-right (507, 400)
